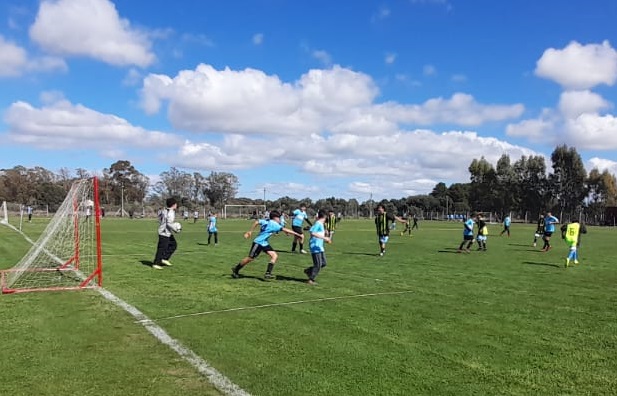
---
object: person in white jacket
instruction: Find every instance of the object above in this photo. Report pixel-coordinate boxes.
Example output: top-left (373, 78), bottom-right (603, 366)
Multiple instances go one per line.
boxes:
top-left (153, 197), bottom-right (181, 270)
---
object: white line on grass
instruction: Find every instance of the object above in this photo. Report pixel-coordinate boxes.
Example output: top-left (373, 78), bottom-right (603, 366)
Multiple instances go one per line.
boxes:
top-left (2, 222), bottom-right (251, 396)
top-left (142, 290), bottom-right (415, 323)
top-left (97, 289), bottom-right (251, 396)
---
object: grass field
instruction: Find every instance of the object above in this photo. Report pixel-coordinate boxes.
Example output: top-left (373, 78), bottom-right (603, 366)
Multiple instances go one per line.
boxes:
top-left (1, 217), bottom-right (616, 395)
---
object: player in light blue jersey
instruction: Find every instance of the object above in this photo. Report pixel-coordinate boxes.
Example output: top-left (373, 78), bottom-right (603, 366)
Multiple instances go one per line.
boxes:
top-left (291, 204), bottom-right (312, 254)
top-left (232, 210), bottom-right (302, 280)
top-left (500, 214), bottom-right (511, 237)
top-left (541, 212), bottom-right (559, 251)
top-left (457, 215), bottom-right (476, 253)
top-left (303, 210), bottom-right (332, 285)
top-left (207, 212), bottom-right (218, 245)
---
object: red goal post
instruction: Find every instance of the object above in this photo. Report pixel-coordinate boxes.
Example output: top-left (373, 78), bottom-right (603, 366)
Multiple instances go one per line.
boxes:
top-left (1, 177), bottom-right (103, 294)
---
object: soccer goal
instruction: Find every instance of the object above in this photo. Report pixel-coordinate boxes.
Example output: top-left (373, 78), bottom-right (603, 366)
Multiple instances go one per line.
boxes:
top-left (1, 177), bottom-right (103, 294)
top-left (223, 204), bottom-right (266, 219)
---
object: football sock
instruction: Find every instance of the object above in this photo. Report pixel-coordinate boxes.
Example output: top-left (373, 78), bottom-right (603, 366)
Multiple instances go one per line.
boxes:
top-left (233, 263), bottom-right (243, 273)
top-left (266, 262), bottom-right (275, 274)
top-left (291, 242), bottom-right (297, 252)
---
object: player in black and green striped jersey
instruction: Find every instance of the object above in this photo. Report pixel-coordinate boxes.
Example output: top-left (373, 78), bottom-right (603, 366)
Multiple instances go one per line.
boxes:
top-left (375, 204), bottom-right (407, 256)
top-left (325, 209), bottom-right (337, 240)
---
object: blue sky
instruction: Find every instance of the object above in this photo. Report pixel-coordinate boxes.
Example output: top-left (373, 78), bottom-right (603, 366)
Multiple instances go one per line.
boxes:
top-left (1, 0), bottom-right (617, 201)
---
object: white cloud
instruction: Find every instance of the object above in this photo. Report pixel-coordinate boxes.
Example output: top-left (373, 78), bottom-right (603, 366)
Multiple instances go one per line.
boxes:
top-left (565, 113), bottom-right (617, 150)
top-left (0, 34), bottom-right (67, 77)
top-left (122, 68), bottom-right (143, 86)
top-left (29, 0), bottom-right (155, 67)
top-left (371, 7), bottom-right (391, 22)
top-left (374, 93), bottom-right (524, 126)
top-left (385, 52), bottom-right (397, 64)
top-left (312, 50), bottom-right (332, 66)
top-left (451, 74), bottom-right (467, 83)
top-left (535, 40), bottom-right (617, 90)
top-left (4, 98), bottom-right (181, 151)
top-left (140, 64), bottom-right (379, 135)
top-left (252, 33), bottom-right (264, 45)
top-left (558, 90), bottom-right (611, 118)
top-left (588, 157), bottom-right (617, 175)
top-left (0, 35), bottom-right (27, 76)
top-left (140, 65), bottom-right (522, 138)
top-left (423, 64), bottom-right (437, 76)
top-left (505, 112), bottom-right (555, 142)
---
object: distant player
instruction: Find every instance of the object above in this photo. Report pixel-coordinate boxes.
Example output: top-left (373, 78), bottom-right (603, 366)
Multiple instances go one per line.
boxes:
top-left (231, 210), bottom-right (302, 280)
top-left (27, 205), bottom-right (33, 222)
top-left (193, 210), bottom-right (199, 223)
top-left (325, 209), bottom-right (337, 239)
top-left (411, 214), bottom-right (419, 230)
top-left (541, 212), bottom-right (560, 251)
top-left (375, 204), bottom-right (406, 256)
top-left (561, 220), bottom-right (587, 267)
top-left (533, 212), bottom-right (545, 247)
top-left (183, 210), bottom-right (189, 221)
top-left (291, 205), bottom-right (312, 253)
top-left (476, 213), bottom-right (488, 251)
top-left (303, 209), bottom-right (332, 285)
top-left (457, 214), bottom-right (476, 253)
top-left (500, 214), bottom-right (511, 237)
top-left (207, 212), bottom-right (218, 245)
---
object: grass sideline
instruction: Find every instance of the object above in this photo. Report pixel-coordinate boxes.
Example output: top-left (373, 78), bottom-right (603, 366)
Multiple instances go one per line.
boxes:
top-left (1, 217), bottom-right (616, 395)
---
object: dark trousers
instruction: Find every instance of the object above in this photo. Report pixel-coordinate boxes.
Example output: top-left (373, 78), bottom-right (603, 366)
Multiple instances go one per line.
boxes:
top-left (208, 231), bottom-right (218, 244)
top-left (154, 234), bottom-right (177, 264)
top-left (306, 252), bottom-right (327, 281)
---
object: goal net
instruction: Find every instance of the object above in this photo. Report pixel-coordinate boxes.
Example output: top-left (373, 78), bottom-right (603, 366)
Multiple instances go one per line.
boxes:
top-left (223, 204), bottom-right (266, 219)
top-left (1, 177), bottom-right (103, 294)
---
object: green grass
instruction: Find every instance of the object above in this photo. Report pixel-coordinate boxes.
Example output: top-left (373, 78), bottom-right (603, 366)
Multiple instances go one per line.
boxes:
top-left (1, 217), bottom-right (616, 395)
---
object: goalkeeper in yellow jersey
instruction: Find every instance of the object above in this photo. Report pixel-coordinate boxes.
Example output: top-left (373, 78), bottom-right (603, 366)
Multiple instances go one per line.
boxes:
top-left (560, 220), bottom-right (587, 267)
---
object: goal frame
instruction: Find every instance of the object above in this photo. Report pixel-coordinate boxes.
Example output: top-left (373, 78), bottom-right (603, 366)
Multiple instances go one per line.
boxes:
top-left (1, 177), bottom-right (103, 294)
top-left (223, 204), bottom-right (266, 219)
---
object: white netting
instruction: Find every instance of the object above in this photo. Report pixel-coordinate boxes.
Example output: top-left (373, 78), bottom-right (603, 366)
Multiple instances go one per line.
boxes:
top-left (223, 204), bottom-right (266, 219)
top-left (1, 178), bottom-right (102, 293)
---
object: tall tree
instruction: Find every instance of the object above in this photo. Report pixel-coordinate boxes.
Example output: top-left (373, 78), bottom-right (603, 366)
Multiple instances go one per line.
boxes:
top-left (103, 160), bottom-right (148, 206)
top-left (468, 157), bottom-right (496, 211)
top-left (513, 155), bottom-right (549, 218)
top-left (549, 145), bottom-right (587, 215)
top-left (203, 171), bottom-right (239, 208)
top-left (495, 154), bottom-right (517, 215)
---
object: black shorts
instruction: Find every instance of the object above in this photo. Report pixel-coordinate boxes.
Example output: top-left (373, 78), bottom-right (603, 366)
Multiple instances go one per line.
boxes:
top-left (292, 226), bottom-right (303, 235)
top-left (248, 243), bottom-right (274, 259)
top-left (463, 234), bottom-right (474, 241)
top-left (543, 231), bottom-right (553, 238)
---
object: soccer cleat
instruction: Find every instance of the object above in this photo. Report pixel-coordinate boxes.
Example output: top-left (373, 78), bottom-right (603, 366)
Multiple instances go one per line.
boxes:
top-left (264, 272), bottom-right (275, 280)
top-left (152, 264), bottom-right (164, 270)
top-left (565, 258), bottom-right (570, 268)
top-left (574, 260), bottom-right (579, 265)
top-left (231, 267), bottom-right (241, 279)
top-left (533, 242), bottom-right (537, 247)
top-left (307, 279), bottom-right (317, 285)
top-left (161, 259), bottom-right (172, 266)
top-left (300, 249), bottom-right (308, 254)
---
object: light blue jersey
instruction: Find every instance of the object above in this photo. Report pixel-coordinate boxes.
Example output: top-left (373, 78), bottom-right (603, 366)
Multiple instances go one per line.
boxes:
top-left (463, 218), bottom-right (475, 236)
top-left (208, 216), bottom-right (217, 232)
top-left (309, 221), bottom-right (326, 253)
top-left (254, 219), bottom-right (283, 246)
top-left (292, 209), bottom-right (308, 227)
top-left (544, 215), bottom-right (559, 233)
top-left (504, 216), bottom-right (511, 227)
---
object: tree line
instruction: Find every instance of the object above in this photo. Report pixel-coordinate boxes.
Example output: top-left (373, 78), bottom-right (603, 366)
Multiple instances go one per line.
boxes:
top-left (1, 145), bottom-right (616, 223)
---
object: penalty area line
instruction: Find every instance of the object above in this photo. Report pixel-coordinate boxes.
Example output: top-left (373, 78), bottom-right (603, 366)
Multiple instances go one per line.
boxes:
top-left (142, 290), bottom-right (415, 323)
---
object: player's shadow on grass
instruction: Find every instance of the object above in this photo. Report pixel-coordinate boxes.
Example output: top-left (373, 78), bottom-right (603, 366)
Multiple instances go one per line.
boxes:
top-left (522, 261), bottom-right (561, 268)
top-left (275, 274), bottom-right (309, 283)
top-left (341, 251), bottom-right (380, 256)
top-left (508, 243), bottom-right (535, 247)
top-left (140, 260), bottom-right (156, 268)
top-left (438, 247), bottom-right (464, 254)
